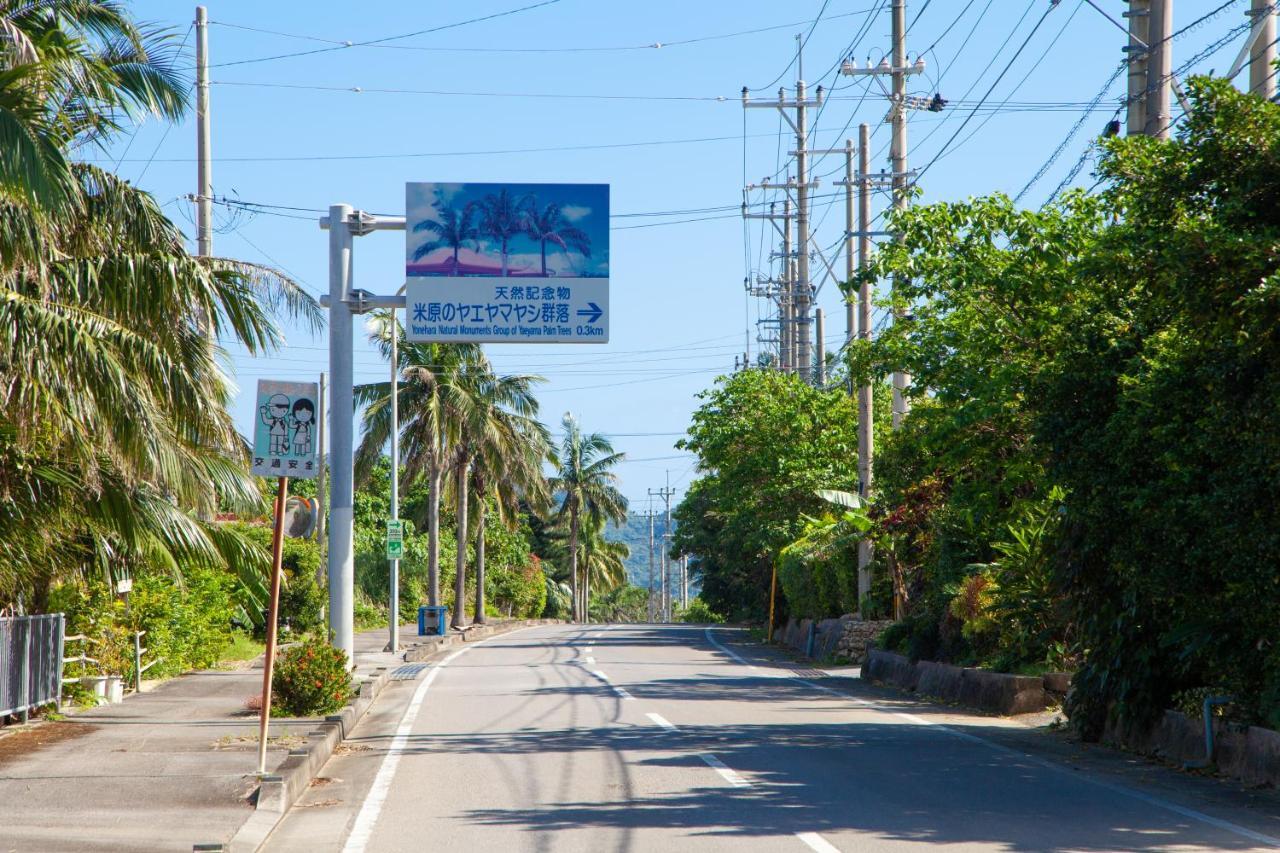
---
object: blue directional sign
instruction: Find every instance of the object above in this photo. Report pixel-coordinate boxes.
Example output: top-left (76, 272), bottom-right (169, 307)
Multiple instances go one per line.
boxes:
top-left (404, 182), bottom-right (609, 344)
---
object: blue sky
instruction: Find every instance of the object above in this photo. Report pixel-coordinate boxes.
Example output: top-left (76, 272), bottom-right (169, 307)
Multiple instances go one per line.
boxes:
top-left (89, 0), bottom-right (1262, 511)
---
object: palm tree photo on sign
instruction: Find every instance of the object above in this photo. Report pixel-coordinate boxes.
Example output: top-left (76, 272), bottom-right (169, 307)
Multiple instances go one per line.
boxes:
top-left (406, 182), bottom-right (609, 280)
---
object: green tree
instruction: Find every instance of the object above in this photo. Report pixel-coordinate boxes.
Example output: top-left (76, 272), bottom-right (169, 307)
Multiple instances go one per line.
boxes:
top-left (354, 318), bottom-right (484, 608)
top-left (548, 414), bottom-right (627, 622)
top-left (0, 2), bottom-right (318, 610)
top-left (672, 370), bottom-right (866, 622)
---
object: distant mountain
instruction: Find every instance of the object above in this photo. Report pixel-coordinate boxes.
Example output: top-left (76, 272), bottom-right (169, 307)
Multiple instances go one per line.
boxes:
top-left (605, 514), bottom-right (697, 596)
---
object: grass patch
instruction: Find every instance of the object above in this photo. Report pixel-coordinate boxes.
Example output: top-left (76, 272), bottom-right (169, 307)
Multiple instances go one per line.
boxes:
top-left (215, 632), bottom-right (264, 669)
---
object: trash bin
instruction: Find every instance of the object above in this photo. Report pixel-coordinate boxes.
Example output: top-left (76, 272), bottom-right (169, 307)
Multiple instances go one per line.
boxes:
top-left (417, 605), bottom-right (449, 636)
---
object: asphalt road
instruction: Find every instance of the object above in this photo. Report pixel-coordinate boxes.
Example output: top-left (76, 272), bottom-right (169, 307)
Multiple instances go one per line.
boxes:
top-left (264, 623), bottom-right (1280, 852)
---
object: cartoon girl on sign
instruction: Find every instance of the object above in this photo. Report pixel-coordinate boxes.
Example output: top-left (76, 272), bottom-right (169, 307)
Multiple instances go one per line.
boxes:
top-left (290, 398), bottom-right (314, 456)
top-left (260, 393), bottom-right (291, 455)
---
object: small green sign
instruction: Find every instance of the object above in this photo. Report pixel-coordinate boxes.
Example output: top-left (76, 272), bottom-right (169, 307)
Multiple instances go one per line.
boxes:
top-left (386, 520), bottom-right (404, 560)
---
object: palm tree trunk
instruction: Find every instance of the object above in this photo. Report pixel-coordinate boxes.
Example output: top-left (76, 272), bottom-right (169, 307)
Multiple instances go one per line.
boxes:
top-left (584, 563), bottom-right (591, 625)
top-left (540, 240), bottom-right (547, 276)
top-left (452, 460), bottom-right (469, 629)
top-left (427, 462), bottom-right (442, 607)
top-left (452, 244), bottom-right (460, 276)
top-left (474, 498), bottom-right (487, 625)
top-left (501, 237), bottom-right (509, 277)
top-left (569, 510), bottom-right (580, 623)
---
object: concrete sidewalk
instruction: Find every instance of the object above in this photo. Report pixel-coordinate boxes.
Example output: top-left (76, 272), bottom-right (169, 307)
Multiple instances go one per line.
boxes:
top-left (0, 621), bottom-right (437, 853)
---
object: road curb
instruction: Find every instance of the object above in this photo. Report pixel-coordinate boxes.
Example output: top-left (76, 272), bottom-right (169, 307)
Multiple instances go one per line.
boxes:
top-left (225, 618), bottom-right (561, 852)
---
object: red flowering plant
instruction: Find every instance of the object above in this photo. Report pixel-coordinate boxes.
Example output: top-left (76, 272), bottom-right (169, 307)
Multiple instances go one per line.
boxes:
top-left (271, 638), bottom-right (354, 716)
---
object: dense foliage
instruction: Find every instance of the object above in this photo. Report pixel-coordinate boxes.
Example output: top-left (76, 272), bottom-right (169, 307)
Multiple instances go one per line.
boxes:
top-left (848, 79), bottom-right (1280, 732)
top-left (672, 370), bottom-right (874, 621)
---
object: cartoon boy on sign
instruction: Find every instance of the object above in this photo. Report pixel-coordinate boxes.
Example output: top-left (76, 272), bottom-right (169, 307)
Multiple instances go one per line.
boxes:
top-left (260, 393), bottom-right (291, 455)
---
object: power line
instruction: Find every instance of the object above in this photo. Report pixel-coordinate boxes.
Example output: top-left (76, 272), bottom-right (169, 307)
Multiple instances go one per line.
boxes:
top-left (209, 0), bottom-right (566, 68)
top-left (211, 80), bottom-right (733, 102)
top-left (914, 2), bottom-right (1060, 185)
top-left (212, 6), bottom-right (883, 56)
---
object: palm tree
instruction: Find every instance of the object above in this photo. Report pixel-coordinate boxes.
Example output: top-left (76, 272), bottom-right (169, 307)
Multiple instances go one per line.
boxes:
top-left (521, 202), bottom-right (591, 277)
top-left (475, 189), bottom-right (527, 277)
top-left (468, 406), bottom-right (552, 624)
top-left (411, 202), bottom-right (476, 275)
top-left (444, 364), bottom-right (545, 629)
top-left (355, 321), bottom-right (485, 608)
top-left (0, 0), bottom-right (186, 209)
top-left (548, 414), bottom-right (628, 622)
top-left (0, 3), bottom-right (318, 609)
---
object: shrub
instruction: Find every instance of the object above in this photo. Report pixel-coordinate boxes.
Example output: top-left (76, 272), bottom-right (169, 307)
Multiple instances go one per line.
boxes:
top-left (271, 638), bottom-right (354, 717)
top-left (279, 569), bottom-right (325, 636)
top-left (678, 597), bottom-right (726, 624)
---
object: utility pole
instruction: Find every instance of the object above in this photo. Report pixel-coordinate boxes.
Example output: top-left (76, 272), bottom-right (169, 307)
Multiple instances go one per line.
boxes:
top-left (743, 64), bottom-right (823, 383)
top-left (647, 508), bottom-right (655, 622)
top-left (1251, 0), bottom-right (1277, 98)
top-left (782, 196), bottom-right (794, 374)
top-left (315, 372), bottom-right (327, 582)
top-left (815, 308), bottom-right (826, 385)
top-left (1125, 1), bottom-right (1150, 135)
top-left (843, 138), bottom-right (856, 347)
top-left (841, 3), bottom-right (923, 424)
top-left (681, 554), bottom-right (688, 608)
top-left (856, 125), bottom-right (876, 608)
top-left (889, 0), bottom-right (911, 423)
top-left (194, 6), bottom-right (212, 257)
top-left (1145, 0), bottom-right (1173, 139)
top-left (648, 481), bottom-right (676, 622)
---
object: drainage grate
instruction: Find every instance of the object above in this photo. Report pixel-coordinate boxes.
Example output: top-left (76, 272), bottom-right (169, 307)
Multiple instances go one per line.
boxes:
top-left (389, 663), bottom-right (430, 681)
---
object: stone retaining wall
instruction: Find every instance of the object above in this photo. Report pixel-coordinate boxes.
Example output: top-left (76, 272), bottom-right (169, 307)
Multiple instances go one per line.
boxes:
top-left (864, 647), bottom-right (1052, 715)
top-left (778, 616), bottom-right (893, 664)
top-left (1104, 710), bottom-right (1280, 788)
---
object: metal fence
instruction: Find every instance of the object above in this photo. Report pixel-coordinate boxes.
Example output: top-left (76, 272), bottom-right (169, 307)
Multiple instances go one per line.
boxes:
top-left (1, 614), bottom-right (65, 719)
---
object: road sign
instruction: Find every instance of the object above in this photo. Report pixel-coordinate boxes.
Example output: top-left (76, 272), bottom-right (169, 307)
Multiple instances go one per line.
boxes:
top-left (386, 519), bottom-right (404, 560)
top-left (251, 380), bottom-right (319, 479)
top-left (404, 182), bottom-right (609, 344)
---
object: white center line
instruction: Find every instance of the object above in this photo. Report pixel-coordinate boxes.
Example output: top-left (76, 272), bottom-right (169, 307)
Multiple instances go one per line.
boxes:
top-left (699, 753), bottom-right (750, 788)
top-left (614, 686), bottom-right (635, 701)
top-left (585, 656), bottom-right (595, 664)
top-left (795, 832), bottom-right (842, 852)
top-left (590, 669), bottom-right (609, 681)
top-left (646, 712), bottom-right (677, 730)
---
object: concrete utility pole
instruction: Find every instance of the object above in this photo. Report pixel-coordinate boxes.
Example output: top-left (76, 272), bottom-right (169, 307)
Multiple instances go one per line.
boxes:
top-left (648, 482), bottom-right (676, 622)
top-left (841, 3), bottom-right (922, 424)
top-left (315, 373), bottom-right (327, 580)
top-left (843, 138), bottom-right (856, 347)
top-left (743, 67), bottom-right (823, 383)
top-left (782, 196), bottom-right (794, 374)
top-left (889, 0), bottom-right (911, 423)
top-left (856, 124), bottom-right (876, 607)
top-left (1125, 0), bottom-right (1150, 135)
top-left (647, 508), bottom-right (655, 622)
top-left (1250, 0), bottom-right (1277, 98)
top-left (194, 6), bottom-right (212, 257)
top-left (1145, 0), bottom-right (1173, 138)
top-left (815, 308), bottom-right (826, 385)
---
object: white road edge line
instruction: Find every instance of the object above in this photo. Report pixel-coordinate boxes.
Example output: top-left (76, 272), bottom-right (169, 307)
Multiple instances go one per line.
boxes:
top-left (585, 656), bottom-right (596, 664)
top-left (704, 628), bottom-right (1280, 849)
top-left (703, 626), bottom-right (758, 671)
top-left (795, 831), bottom-right (842, 852)
top-left (341, 627), bottom-right (536, 853)
top-left (614, 687), bottom-right (636, 701)
top-left (646, 712), bottom-right (677, 730)
top-left (700, 753), bottom-right (750, 788)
